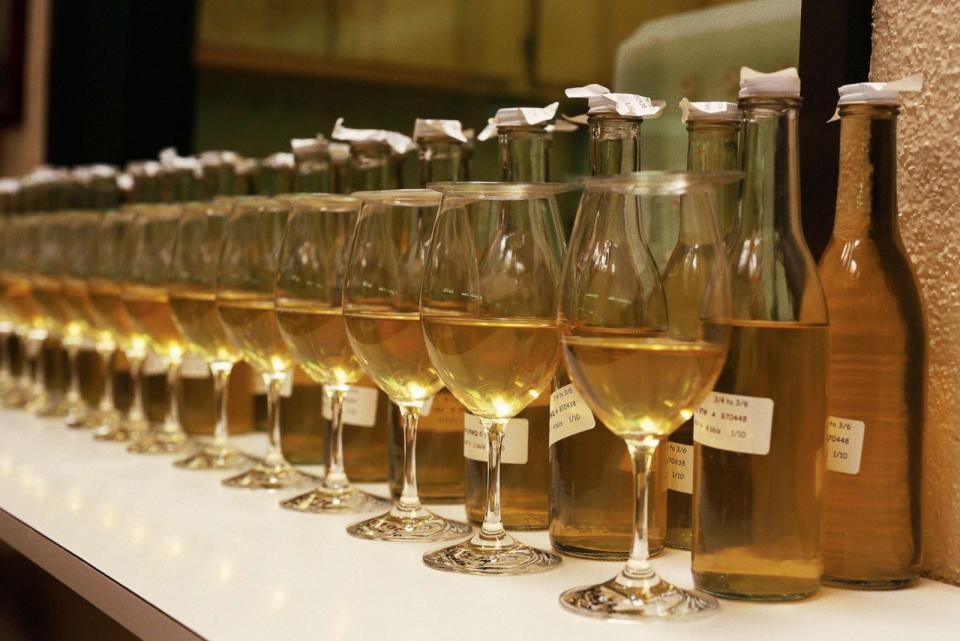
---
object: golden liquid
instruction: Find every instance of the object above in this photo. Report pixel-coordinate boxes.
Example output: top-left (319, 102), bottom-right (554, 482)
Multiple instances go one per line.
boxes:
top-left (276, 299), bottom-right (364, 386)
top-left (693, 320), bottom-right (827, 600)
top-left (345, 311), bottom-right (443, 403)
top-left (88, 281), bottom-right (145, 350)
top-left (1, 275), bottom-right (41, 326)
top-left (122, 285), bottom-right (184, 361)
top-left (31, 278), bottom-right (72, 332)
top-left (216, 294), bottom-right (291, 374)
top-left (421, 314), bottom-right (560, 419)
top-left (169, 288), bottom-right (240, 364)
top-left (562, 331), bottom-right (726, 437)
top-left (61, 280), bottom-right (98, 330)
top-left (819, 237), bottom-right (923, 587)
top-left (389, 390), bottom-right (465, 502)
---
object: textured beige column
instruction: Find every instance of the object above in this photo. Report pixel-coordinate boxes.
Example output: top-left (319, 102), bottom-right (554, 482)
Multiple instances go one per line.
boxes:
top-left (871, 2), bottom-right (960, 585)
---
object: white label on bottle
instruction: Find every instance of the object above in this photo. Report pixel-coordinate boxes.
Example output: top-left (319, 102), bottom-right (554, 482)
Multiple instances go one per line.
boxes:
top-left (463, 415), bottom-right (529, 464)
top-left (321, 386), bottom-right (379, 427)
top-left (666, 441), bottom-right (694, 494)
top-left (179, 352), bottom-right (211, 379)
top-left (549, 383), bottom-right (596, 446)
top-left (420, 397), bottom-right (434, 416)
top-left (142, 351), bottom-right (165, 375)
top-left (827, 416), bottom-right (865, 474)
top-left (279, 373), bottom-right (293, 398)
top-left (693, 391), bottom-right (774, 455)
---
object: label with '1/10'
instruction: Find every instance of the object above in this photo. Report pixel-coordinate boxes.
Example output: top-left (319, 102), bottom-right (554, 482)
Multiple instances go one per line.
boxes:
top-left (693, 391), bottom-right (774, 455)
top-left (827, 416), bottom-right (865, 474)
top-left (549, 383), bottom-right (596, 446)
top-left (666, 442), bottom-right (694, 494)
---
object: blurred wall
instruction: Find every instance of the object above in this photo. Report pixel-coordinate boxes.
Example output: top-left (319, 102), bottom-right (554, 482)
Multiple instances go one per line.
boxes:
top-left (0, 0), bottom-right (48, 175)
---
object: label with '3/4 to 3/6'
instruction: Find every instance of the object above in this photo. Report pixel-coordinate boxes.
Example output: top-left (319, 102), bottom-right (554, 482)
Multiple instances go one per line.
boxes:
top-left (321, 386), bottom-right (379, 427)
top-left (666, 441), bottom-right (694, 494)
top-left (549, 383), bottom-right (596, 446)
top-left (827, 416), bottom-right (865, 474)
top-left (693, 391), bottom-right (774, 455)
top-left (463, 415), bottom-right (529, 464)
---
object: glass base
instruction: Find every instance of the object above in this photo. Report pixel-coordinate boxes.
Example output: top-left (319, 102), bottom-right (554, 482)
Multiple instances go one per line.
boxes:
top-left (422, 532), bottom-right (561, 576)
top-left (559, 575), bottom-right (718, 621)
top-left (93, 419), bottom-right (148, 442)
top-left (127, 430), bottom-right (191, 455)
top-left (1, 385), bottom-right (29, 408)
top-left (65, 404), bottom-right (93, 428)
top-left (222, 459), bottom-right (316, 491)
top-left (346, 506), bottom-right (472, 542)
top-left (31, 394), bottom-right (68, 417)
top-left (280, 484), bottom-right (389, 514)
top-left (174, 443), bottom-right (249, 470)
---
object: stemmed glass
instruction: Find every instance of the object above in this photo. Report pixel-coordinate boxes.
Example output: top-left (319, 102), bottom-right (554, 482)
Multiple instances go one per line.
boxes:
top-left (123, 203), bottom-right (191, 454)
top-left (168, 197), bottom-right (248, 469)
top-left (275, 194), bottom-right (390, 513)
top-left (338, 189), bottom-right (471, 540)
top-left (556, 172), bottom-right (736, 621)
top-left (215, 196), bottom-right (315, 489)
top-left (420, 182), bottom-right (569, 574)
top-left (87, 207), bottom-right (151, 441)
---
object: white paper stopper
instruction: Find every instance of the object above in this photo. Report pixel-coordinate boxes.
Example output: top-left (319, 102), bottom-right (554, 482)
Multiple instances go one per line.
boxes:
top-left (412, 119), bottom-right (468, 143)
top-left (739, 67), bottom-right (800, 98)
top-left (828, 73), bottom-right (924, 122)
top-left (679, 98), bottom-right (740, 123)
top-left (331, 118), bottom-right (416, 155)
top-left (565, 84), bottom-right (665, 119)
top-left (328, 143), bottom-right (351, 163)
top-left (477, 102), bottom-right (559, 141)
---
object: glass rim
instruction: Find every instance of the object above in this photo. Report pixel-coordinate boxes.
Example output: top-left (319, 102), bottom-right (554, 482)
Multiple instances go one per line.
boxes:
top-left (428, 181), bottom-right (574, 199)
top-left (579, 171), bottom-right (743, 194)
top-left (280, 192), bottom-right (361, 212)
top-left (350, 188), bottom-right (442, 207)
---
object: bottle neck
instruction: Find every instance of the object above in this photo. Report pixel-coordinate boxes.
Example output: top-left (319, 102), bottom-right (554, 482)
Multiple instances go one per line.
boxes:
top-left (686, 120), bottom-right (740, 237)
top-left (738, 97), bottom-right (804, 244)
top-left (350, 142), bottom-right (394, 190)
top-left (498, 126), bottom-right (550, 182)
top-left (833, 104), bottom-right (899, 238)
top-left (588, 115), bottom-right (641, 176)
top-left (417, 138), bottom-right (463, 186)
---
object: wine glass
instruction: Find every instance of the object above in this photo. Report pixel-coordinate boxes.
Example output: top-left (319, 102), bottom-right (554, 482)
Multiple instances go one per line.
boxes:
top-left (0, 180), bottom-right (22, 404)
top-left (419, 182), bottom-right (569, 575)
top-left (168, 197), bottom-right (249, 469)
top-left (275, 194), bottom-right (391, 513)
top-left (87, 206), bottom-right (151, 441)
top-left (337, 189), bottom-right (471, 540)
top-left (556, 172), bottom-right (737, 621)
top-left (123, 203), bottom-right (191, 454)
top-left (216, 196), bottom-right (315, 489)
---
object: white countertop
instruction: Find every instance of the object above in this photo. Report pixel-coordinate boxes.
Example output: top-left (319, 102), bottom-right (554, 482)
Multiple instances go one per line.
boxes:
top-left (0, 408), bottom-right (956, 641)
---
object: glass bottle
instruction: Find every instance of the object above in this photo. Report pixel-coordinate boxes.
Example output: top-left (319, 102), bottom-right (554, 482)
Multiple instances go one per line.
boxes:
top-left (692, 69), bottom-right (828, 601)
top-left (550, 106), bottom-right (668, 557)
top-left (819, 89), bottom-right (924, 588)
top-left (462, 114), bottom-right (553, 530)
top-left (292, 137), bottom-right (332, 193)
top-left (665, 101), bottom-right (740, 550)
top-left (388, 120), bottom-right (469, 503)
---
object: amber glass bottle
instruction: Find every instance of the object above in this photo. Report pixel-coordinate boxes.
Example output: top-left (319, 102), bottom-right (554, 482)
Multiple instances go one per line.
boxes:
top-left (388, 122), bottom-right (468, 502)
top-left (692, 72), bottom-right (828, 601)
top-left (819, 98), bottom-right (924, 589)
top-left (665, 104), bottom-right (740, 550)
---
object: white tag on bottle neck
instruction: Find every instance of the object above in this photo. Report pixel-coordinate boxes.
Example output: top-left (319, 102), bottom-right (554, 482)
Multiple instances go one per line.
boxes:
top-left (463, 415), bottom-right (529, 464)
top-left (666, 441), bottom-right (694, 493)
top-left (827, 416), bottom-right (865, 474)
top-left (321, 386), bottom-right (379, 427)
top-left (549, 383), bottom-right (596, 446)
top-left (693, 391), bottom-right (774, 455)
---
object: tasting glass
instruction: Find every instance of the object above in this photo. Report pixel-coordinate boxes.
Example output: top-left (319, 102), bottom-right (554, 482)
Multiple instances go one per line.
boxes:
top-left (275, 194), bottom-right (390, 514)
top-left (338, 190), bottom-right (471, 539)
top-left (556, 172), bottom-right (737, 621)
top-left (215, 196), bottom-right (315, 489)
top-left (0, 191), bottom-right (19, 402)
top-left (123, 204), bottom-right (191, 454)
top-left (88, 208), bottom-right (151, 441)
top-left (419, 182), bottom-right (569, 575)
top-left (168, 197), bottom-right (249, 469)
top-left (0, 211), bottom-right (31, 408)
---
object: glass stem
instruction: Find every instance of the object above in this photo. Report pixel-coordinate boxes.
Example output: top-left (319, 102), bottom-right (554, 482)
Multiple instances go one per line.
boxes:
top-left (0, 330), bottom-right (9, 384)
top-left (479, 418), bottom-right (509, 542)
top-left (210, 363), bottom-right (233, 447)
top-left (263, 372), bottom-right (287, 466)
top-left (127, 353), bottom-right (147, 423)
top-left (162, 360), bottom-right (183, 435)
top-left (96, 347), bottom-right (116, 415)
top-left (322, 387), bottom-right (349, 490)
top-left (28, 336), bottom-right (45, 397)
top-left (620, 436), bottom-right (662, 587)
top-left (396, 405), bottom-right (423, 513)
top-left (15, 332), bottom-right (31, 391)
top-left (65, 344), bottom-right (82, 404)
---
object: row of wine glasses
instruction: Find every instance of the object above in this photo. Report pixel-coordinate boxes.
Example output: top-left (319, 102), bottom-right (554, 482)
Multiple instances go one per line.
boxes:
top-left (0, 166), bottom-right (738, 623)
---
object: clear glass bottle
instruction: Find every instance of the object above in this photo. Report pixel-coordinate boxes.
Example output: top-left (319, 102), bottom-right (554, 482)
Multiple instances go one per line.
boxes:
top-left (462, 117), bottom-right (553, 530)
top-left (819, 92), bottom-right (924, 588)
top-left (665, 102), bottom-right (740, 550)
top-left (550, 109), bottom-right (668, 557)
top-left (388, 121), bottom-right (468, 503)
top-left (692, 70), bottom-right (828, 601)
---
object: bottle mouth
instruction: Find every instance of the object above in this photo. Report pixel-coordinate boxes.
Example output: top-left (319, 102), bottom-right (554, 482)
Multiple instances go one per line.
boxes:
top-left (579, 171), bottom-right (743, 195)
